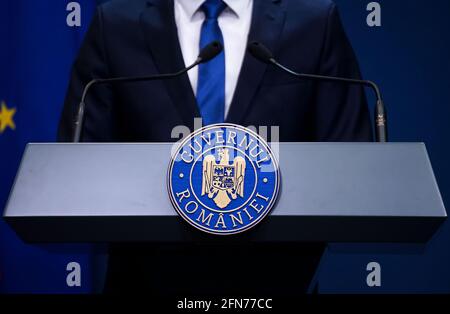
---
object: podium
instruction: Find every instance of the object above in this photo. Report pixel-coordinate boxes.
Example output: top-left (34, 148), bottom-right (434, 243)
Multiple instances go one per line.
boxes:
top-left (3, 143), bottom-right (447, 243)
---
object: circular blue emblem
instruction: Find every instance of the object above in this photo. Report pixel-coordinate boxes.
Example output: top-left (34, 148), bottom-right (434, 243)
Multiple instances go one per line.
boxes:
top-left (168, 124), bottom-right (280, 235)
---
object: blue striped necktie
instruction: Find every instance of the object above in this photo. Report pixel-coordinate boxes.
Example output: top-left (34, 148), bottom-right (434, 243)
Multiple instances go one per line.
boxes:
top-left (197, 0), bottom-right (227, 126)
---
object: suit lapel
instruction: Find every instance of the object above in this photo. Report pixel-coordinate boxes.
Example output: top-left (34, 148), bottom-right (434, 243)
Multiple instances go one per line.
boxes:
top-left (226, 0), bottom-right (286, 124)
top-left (140, 0), bottom-right (200, 127)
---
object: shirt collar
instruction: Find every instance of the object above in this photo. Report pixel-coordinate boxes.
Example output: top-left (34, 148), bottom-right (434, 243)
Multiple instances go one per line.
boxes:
top-left (176, 0), bottom-right (251, 20)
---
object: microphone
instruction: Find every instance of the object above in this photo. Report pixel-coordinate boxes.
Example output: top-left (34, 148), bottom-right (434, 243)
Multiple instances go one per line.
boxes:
top-left (248, 41), bottom-right (388, 143)
top-left (73, 41), bottom-right (223, 142)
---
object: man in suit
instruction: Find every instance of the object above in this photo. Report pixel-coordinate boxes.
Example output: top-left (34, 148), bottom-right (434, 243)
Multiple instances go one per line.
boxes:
top-left (59, 0), bottom-right (372, 295)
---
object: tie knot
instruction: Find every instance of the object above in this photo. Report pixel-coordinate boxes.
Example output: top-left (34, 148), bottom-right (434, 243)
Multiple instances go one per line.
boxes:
top-left (201, 0), bottom-right (227, 20)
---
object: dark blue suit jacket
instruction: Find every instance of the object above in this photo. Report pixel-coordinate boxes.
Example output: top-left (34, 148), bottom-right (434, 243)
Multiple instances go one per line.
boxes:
top-left (59, 0), bottom-right (372, 143)
top-left (58, 0), bottom-right (372, 295)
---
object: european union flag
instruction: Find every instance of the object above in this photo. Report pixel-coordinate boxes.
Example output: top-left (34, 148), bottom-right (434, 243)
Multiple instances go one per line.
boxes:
top-left (0, 0), bottom-right (103, 293)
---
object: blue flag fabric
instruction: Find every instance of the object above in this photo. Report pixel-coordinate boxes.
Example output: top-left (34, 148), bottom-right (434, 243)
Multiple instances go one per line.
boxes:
top-left (0, 0), bottom-right (99, 293)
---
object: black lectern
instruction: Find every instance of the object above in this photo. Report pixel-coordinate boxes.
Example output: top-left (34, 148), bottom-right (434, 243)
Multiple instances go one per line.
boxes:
top-left (3, 143), bottom-right (447, 243)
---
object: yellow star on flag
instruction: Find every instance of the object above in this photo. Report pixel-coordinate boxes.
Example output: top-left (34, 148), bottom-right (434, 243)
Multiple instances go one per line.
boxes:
top-left (0, 101), bottom-right (16, 133)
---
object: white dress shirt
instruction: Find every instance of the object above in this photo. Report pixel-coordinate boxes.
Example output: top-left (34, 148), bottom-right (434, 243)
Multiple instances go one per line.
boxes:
top-left (174, 0), bottom-right (253, 118)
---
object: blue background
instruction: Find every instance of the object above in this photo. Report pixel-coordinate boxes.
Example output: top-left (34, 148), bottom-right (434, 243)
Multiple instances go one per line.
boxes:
top-left (0, 0), bottom-right (449, 293)
top-left (316, 0), bottom-right (450, 293)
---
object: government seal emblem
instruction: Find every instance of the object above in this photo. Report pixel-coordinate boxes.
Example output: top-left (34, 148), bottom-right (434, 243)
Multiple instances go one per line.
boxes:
top-left (168, 124), bottom-right (280, 235)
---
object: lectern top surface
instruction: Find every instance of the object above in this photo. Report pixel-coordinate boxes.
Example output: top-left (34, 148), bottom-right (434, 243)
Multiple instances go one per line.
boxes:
top-left (3, 143), bottom-right (446, 219)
